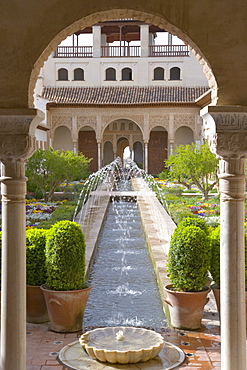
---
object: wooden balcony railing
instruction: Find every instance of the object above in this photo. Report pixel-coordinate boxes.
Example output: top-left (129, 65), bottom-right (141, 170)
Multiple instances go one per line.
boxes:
top-left (101, 46), bottom-right (140, 57)
top-left (149, 45), bottom-right (189, 57)
top-left (53, 45), bottom-right (189, 58)
top-left (54, 46), bottom-right (93, 58)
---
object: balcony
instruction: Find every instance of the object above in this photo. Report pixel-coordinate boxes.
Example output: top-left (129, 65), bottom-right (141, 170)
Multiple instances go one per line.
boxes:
top-left (53, 45), bottom-right (189, 58)
top-left (53, 46), bottom-right (93, 58)
top-left (149, 45), bottom-right (189, 57)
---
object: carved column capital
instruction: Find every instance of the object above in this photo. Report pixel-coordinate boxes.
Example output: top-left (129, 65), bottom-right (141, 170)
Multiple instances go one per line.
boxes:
top-left (201, 106), bottom-right (247, 200)
top-left (0, 115), bottom-right (37, 177)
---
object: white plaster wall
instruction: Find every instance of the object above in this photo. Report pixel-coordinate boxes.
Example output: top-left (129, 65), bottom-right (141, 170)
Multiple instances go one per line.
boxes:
top-left (41, 51), bottom-right (208, 88)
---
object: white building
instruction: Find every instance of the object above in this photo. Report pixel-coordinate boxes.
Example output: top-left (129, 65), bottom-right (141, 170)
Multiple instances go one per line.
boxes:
top-left (35, 20), bottom-right (209, 174)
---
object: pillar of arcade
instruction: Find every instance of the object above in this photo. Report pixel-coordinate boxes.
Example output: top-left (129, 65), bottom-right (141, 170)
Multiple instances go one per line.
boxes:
top-left (0, 111), bottom-right (39, 370)
top-left (201, 106), bottom-right (247, 370)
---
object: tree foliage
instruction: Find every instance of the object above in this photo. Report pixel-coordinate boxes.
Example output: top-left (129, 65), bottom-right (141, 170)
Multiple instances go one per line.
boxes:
top-left (26, 148), bottom-right (90, 202)
top-left (163, 143), bottom-right (218, 200)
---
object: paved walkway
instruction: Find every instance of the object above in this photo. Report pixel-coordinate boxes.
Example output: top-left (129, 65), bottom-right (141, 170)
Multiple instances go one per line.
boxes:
top-left (26, 178), bottom-right (223, 369)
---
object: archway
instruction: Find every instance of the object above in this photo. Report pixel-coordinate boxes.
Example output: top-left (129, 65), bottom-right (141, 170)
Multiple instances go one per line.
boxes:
top-left (3, 2), bottom-right (247, 370)
top-left (53, 126), bottom-right (73, 150)
top-left (103, 141), bottom-right (114, 165)
top-left (174, 126), bottom-right (194, 148)
top-left (117, 137), bottom-right (129, 161)
top-left (78, 126), bottom-right (98, 172)
top-left (148, 126), bottom-right (168, 175)
top-left (102, 118), bottom-right (143, 165)
top-left (133, 141), bottom-right (143, 168)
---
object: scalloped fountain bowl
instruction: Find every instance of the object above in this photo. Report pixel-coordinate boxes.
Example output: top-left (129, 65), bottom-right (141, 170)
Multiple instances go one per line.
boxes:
top-left (79, 326), bottom-right (164, 364)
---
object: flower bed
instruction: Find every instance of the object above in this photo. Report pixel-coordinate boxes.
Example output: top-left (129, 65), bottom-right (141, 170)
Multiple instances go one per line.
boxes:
top-left (26, 199), bottom-right (68, 228)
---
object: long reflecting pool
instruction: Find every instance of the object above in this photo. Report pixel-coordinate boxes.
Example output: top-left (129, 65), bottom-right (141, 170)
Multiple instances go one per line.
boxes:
top-left (83, 197), bottom-right (166, 330)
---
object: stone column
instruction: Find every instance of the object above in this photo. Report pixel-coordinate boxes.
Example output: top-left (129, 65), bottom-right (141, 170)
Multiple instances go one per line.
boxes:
top-left (0, 112), bottom-right (37, 370)
top-left (140, 25), bottom-right (149, 57)
top-left (144, 141), bottom-right (148, 172)
top-left (169, 140), bottom-right (174, 156)
top-left (201, 106), bottom-right (247, 370)
top-left (97, 141), bottom-right (101, 170)
top-left (93, 25), bottom-right (101, 58)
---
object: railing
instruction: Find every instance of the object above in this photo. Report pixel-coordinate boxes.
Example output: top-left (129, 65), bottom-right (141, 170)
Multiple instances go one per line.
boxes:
top-left (149, 45), bottom-right (189, 57)
top-left (54, 46), bottom-right (93, 58)
top-left (101, 46), bottom-right (140, 57)
top-left (53, 45), bottom-right (189, 58)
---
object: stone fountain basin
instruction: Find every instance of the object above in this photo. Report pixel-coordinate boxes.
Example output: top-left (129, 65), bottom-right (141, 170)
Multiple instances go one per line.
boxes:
top-left (79, 326), bottom-right (164, 364)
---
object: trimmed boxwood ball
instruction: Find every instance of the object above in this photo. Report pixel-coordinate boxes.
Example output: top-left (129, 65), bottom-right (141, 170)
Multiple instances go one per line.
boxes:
top-left (26, 228), bottom-right (48, 286)
top-left (167, 225), bottom-right (211, 292)
top-left (45, 220), bottom-right (86, 291)
top-left (178, 217), bottom-right (209, 235)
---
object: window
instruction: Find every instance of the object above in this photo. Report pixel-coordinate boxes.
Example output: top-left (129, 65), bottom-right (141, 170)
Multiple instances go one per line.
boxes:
top-left (74, 68), bottom-right (84, 81)
top-left (105, 68), bottom-right (116, 81)
top-left (170, 67), bottom-right (181, 80)
top-left (121, 67), bottom-right (132, 81)
top-left (154, 67), bottom-right (164, 80)
top-left (58, 68), bottom-right (68, 81)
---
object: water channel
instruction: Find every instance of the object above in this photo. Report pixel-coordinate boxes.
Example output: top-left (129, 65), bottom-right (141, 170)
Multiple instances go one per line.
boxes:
top-left (83, 179), bottom-right (166, 330)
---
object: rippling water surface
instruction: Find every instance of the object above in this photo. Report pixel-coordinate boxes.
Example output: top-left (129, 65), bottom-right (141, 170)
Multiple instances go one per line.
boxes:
top-left (83, 197), bottom-right (166, 329)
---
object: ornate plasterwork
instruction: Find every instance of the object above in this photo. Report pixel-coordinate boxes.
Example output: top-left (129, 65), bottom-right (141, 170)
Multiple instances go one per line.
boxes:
top-left (0, 115), bottom-right (36, 176)
top-left (51, 116), bottom-right (72, 130)
top-left (209, 132), bottom-right (247, 159)
top-left (0, 115), bottom-right (34, 134)
top-left (77, 116), bottom-right (97, 132)
top-left (101, 115), bottom-right (144, 132)
top-left (211, 113), bottom-right (247, 131)
top-left (149, 115), bottom-right (169, 131)
top-left (174, 114), bottom-right (195, 130)
top-left (132, 134), bottom-right (143, 144)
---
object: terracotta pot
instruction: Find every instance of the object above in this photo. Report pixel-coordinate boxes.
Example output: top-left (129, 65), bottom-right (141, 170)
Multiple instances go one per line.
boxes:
top-left (27, 285), bottom-right (49, 323)
top-left (211, 283), bottom-right (220, 319)
top-left (164, 284), bottom-right (211, 330)
top-left (41, 284), bottom-right (92, 332)
top-left (211, 284), bottom-right (247, 324)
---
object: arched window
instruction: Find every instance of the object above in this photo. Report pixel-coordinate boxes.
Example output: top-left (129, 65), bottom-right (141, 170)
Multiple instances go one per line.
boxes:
top-left (58, 68), bottom-right (68, 81)
top-left (170, 67), bottom-right (181, 80)
top-left (74, 68), bottom-right (84, 81)
top-left (121, 67), bottom-right (132, 81)
top-left (105, 68), bottom-right (116, 81)
top-left (154, 67), bottom-right (164, 80)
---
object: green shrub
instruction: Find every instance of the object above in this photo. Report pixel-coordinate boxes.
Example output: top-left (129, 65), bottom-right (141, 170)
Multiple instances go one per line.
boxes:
top-left (167, 225), bottom-right (211, 291)
top-left (26, 229), bottom-right (48, 285)
top-left (178, 217), bottom-right (209, 235)
top-left (210, 225), bottom-right (220, 285)
top-left (45, 220), bottom-right (86, 290)
top-left (210, 226), bottom-right (247, 287)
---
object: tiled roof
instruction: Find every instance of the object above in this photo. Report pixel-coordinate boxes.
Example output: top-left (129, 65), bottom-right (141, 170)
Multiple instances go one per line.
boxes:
top-left (41, 86), bottom-right (209, 106)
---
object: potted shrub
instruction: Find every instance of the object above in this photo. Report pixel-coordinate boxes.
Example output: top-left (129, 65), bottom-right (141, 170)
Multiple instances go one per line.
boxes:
top-left (26, 228), bottom-right (49, 323)
top-left (41, 220), bottom-right (91, 332)
top-left (165, 224), bottom-right (211, 330)
top-left (210, 225), bottom-right (247, 319)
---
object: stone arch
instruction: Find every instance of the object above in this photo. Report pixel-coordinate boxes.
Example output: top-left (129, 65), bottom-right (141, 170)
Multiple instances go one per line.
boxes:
top-left (29, 9), bottom-right (217, 108)
top-left (102, 116), bottom-right (144, 136)
top-left (117, 136), bottom-right (129, 160)
top-left (174, 126), bottom-right (194, 148)
top-left (53, 125), bottom-right (73, 150)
